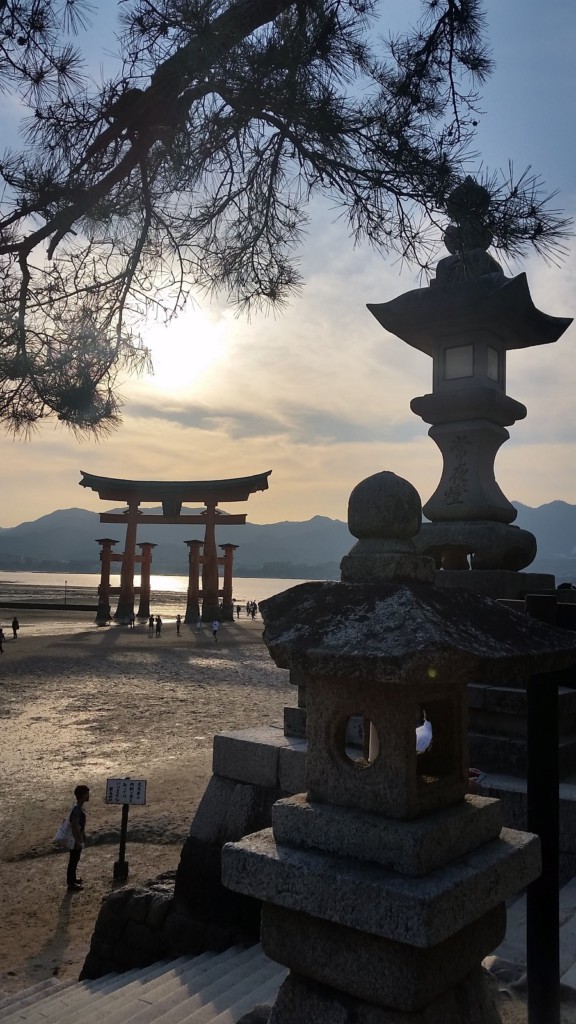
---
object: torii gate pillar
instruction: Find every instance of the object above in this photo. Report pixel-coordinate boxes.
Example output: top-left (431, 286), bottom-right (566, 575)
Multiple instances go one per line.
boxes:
top-left (96, 538), bottom-right (117, 625)
top-left (116, 500), bottom-right (140, 622)
top-left (202, 503), bottom-right (220, 622)
top-left (137, 543), bottom-right (156, 619)
top-left (220, 543), bottom-right (239, 621)
top-left (185, 540), bottom-right (203, 623)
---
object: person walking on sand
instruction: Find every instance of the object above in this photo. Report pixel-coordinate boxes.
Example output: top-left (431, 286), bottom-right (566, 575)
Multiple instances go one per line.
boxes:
top-left (67, 784), bottom-right (90, 891)
top-left (176, 614), bottom-right (182, 636)
top-left (155, 614), bottom-right (162, 636)
top-left (212, 619), bottom-right (220, 642)
top-left (0, 628), bottom-right (4, 653)
top-left (11, 617), bottom-right (19, 639)
top-left (148, 615), bottom-right (154, 637)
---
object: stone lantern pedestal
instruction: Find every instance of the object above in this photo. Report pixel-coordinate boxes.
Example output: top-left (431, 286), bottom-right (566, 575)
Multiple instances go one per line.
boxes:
top-left (222, 472), bottom-right (576, 1023)
top-left (226, 797), bottom-right (536, 1021)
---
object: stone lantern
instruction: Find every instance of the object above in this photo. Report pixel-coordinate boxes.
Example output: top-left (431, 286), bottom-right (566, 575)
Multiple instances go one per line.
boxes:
top-left (367, 178), bottom-right (572, 586)
top-left (307, 474), bottom-right (468, 822)
top-left (222, 471), bottom-right (576, 1024)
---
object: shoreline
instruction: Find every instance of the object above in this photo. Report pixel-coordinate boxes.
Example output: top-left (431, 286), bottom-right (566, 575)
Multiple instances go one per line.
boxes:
top-left (0, 602), bottom-right (96, 611)
top-left (0, 607), bottom-right (258, 639)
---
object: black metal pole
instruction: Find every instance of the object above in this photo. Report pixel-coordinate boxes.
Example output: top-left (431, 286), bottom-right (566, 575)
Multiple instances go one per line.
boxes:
top-left (526, 670), bottom-right (560, 1024)
top-left (525, 588), bottom-right (560, 1024)
top-left (113, 803), bottom-right (130, 881)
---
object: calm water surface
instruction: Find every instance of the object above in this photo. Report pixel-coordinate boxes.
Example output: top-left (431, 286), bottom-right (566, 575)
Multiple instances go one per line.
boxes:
top-left (0, 571), bottom-right (317, 634)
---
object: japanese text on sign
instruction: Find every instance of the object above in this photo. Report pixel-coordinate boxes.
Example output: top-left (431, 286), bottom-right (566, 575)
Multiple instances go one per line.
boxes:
top-left (106, 777), bottom-right (147, 805)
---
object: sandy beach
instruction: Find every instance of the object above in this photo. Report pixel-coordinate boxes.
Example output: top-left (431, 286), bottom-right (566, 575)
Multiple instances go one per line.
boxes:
top-left (0, 608), bottom-right (573, 1023)
top-left (0, 611), bottom-right (293, 993)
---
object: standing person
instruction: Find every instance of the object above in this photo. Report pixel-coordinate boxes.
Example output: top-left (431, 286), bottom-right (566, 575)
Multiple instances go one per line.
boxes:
top-left (0, 628), bottom-right (4, 653)
top-left (129, 611), bottom-right (135, 630)
top-left (156, 614), bottom-right (162, 636)
top-left (67, 784), bottom-right (90, 891)
top-left (148, 615), bottom-right (154, 637)
top-left (236, 605), bottom-right (241, 619)
top-left (11, 617), bottom-right (19, 639)
top-left (212, 619), bottom-right (220, 642)
top-left (176, 614), bottom-right (182, 636)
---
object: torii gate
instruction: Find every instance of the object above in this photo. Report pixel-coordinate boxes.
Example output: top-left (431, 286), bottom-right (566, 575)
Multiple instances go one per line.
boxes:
top-left (79, 471), bottom-right (271, 623)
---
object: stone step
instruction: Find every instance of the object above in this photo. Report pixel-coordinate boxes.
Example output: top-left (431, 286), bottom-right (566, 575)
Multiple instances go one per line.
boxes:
top-left (0, 946), bottom-right (285, 1024)
top-left (46, 956), bottom-right (203, 1021)
top-left (10, 947), bottom-right (255, 1024)
top-left (0, 957), bottom-right (194, 1023)
top-left (133, 960), bottom-right (285, 1024)
top-left (183, 973), bottom-right (285, 1024)
top-left (105, 946), bottom-right (268, 1024)
top-left (0, 978), bottom-right (76, 1015)
top-left (45, 951), bottom-right (236, 1020)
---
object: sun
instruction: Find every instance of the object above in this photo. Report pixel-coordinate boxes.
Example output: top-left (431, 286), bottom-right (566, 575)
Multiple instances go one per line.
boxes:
top-left (141, 307), bottom-right (231, 395)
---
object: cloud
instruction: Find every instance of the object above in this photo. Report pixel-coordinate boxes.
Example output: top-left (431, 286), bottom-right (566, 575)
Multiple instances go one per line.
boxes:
top-left (127, 400), bottom-right (285, 439)
top-left (127, 377), bottom-right (426, 446)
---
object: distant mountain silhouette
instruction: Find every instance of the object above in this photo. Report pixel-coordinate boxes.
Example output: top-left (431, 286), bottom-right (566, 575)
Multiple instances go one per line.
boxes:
top-left (0, 507), bottom-right (352, 578)
top-left (0, 502), bottom-right (574, 582)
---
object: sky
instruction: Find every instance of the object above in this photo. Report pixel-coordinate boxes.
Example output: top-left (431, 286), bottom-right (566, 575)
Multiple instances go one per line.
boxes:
top-left (0, 0), bottom-right (575, 528)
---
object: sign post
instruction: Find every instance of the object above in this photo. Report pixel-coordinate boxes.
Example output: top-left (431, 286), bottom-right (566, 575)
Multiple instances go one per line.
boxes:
top-left (105, 776), bottom-right (147, 881)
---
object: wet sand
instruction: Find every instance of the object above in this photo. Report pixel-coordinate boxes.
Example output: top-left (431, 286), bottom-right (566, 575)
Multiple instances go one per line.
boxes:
top-left (0, 613), bottom-right (293, 993)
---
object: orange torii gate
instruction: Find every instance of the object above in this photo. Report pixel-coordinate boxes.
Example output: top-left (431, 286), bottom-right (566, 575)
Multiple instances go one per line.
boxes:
top-left (79, 471), bottom-right (271, 623)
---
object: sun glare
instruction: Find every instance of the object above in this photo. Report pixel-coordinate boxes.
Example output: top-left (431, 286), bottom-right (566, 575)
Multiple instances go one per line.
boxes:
top-left (142, 308), bottom-right (231, 394)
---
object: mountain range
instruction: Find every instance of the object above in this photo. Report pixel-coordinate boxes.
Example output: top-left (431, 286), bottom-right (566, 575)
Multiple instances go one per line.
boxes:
top-left (0, 502), bottom-right (575, 583)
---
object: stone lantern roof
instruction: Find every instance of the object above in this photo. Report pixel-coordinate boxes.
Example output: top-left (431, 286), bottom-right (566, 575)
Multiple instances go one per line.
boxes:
top-left (260, 469), bottom-right (576, 686)
top-left (367, 271), bottom-right (572, 355)
top-left (260, 579), bottom-right (576, 686)
top-left (366, 177), bottom-right (572, 355)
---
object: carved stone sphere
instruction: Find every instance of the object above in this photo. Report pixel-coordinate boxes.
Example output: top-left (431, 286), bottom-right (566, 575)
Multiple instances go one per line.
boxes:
top-left (347, 471), bottom-right (422, 541)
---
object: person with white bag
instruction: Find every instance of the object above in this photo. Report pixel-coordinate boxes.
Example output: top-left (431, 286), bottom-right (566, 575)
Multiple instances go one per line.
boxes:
top-left (66, 785), bottom-right (90, 891)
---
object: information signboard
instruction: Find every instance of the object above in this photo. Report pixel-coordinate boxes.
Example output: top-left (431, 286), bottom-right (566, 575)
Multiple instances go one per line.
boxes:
top-left (106, 777), bottom-right (147, 805)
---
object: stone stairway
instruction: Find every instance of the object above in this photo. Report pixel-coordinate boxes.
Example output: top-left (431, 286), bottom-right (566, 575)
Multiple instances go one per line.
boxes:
top-left (4, 885), bottom-right (576, 1023)
top-left (0, 945), bottom-right (287, 1024)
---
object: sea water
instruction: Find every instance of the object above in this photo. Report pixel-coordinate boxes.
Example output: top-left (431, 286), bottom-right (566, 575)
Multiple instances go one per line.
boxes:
top-left (0, 570), bottom-right (316, 618)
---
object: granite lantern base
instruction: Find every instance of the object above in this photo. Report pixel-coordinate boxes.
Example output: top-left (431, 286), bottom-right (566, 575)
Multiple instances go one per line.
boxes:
top-left (223, 797), bottom-right (540, 1024)
top-left (267, 967), bottom-right (502, 1024)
